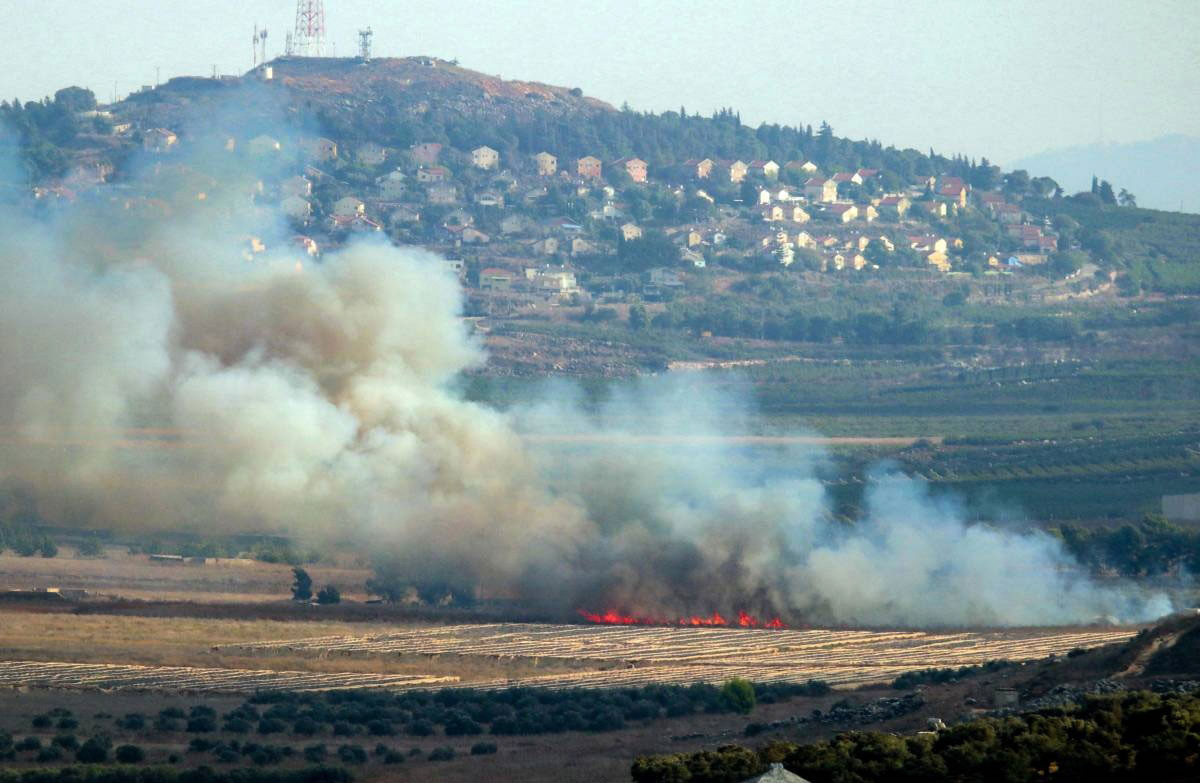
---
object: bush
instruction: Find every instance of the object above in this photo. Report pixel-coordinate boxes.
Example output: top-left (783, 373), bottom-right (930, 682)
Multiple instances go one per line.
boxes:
top-left (332, 722), bottom-right (355, 737)
top-left (214, 746), bottom-right (240, 763)
top-left (303, 744), bottom-right (327, 763)
top-left (316, 585), bottom-right (341, 604)
top-left (293, 717), bottom-right (321, 736)
top-left (429, 746), bottom-right (456, 762)
top-left (75, 737), bottom-right (109, 763)
top-left (222, 718), bottom-right (252, 734)
top-left (35, 746), bottom-right (63, 762)
top-left (406, 719), bottom-right (435, 737)
top-left (366, 719), bottom-right (394, 736)
top-left (470, 742), bottom-right (498, 755)
top-left (115, 744), bottom-right (145, 763)
top-left (15, 737), bottom-right (42, 752)
top-left (187, 716), bottom-right (217, 733)
top-left (55, 717), bottom-right (77, 730)
top-left (720, 678), bottom-right (757, 715)
top-left (257, 718), bottom-right (286, 735)
top-left (31, 716), bottom-right (52, 729)
top-left (117, 713), bottom-right (146, 731)
top-left (51, 735), bottom-right (77, 750)
top-left (337, 744), bottom-right (367, 764)
top-left (77, 538), bottom-right (104, 557)
top-left (189, 738), bottom-right (218, 753)
top-left (383, 750), bottom-right (406, 764)
top-left (39, 539), bottom-right (58, 558)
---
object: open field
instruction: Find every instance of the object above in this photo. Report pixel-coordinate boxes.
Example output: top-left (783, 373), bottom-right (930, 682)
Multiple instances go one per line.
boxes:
top-left (0, 607), bottom-right (1138, 695)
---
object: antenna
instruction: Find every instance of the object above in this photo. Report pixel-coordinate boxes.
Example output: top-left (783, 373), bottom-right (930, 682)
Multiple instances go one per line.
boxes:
top-left (285, 31), bottom-right (294, 57)
top-left (358, 27), bottom-right (373, 61)
top-left (293, 0), bottom-right (326, 57)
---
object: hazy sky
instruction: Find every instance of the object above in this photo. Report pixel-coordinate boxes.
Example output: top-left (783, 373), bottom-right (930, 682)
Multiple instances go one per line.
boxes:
top-left (3, 0), bottom-right (1198, 164)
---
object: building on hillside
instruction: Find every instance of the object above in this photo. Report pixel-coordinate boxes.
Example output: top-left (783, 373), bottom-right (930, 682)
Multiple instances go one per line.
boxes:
top-left (611, 157), bottom-right (648, 183)
top-left (534, 151), bottom-right (558, 176)
top-left (475, 190), bottom-right (504, 207)
top-left (409, 142), bottom-right (443, 165)
top-left (280, 196), bottom-right (311, 220)
top-left (389, 206), bottom-right (421, 225)
top-left (916, 200), bottom-right (947, 218)
top-left (332, 196), bottom-right (365, 217)
top-left (577, 155), bottom-right (603, 179)
top-left (375, 170), bottom-right (407, 199)
top-left (461, 227), bottom-right (490, 244)
top-left (292, 235), bottom-right (319, 256)
top-left (788, 205), bottom-right (811, 224)
top-left (856, 168), bottom-right (879, 180)
top-left (479, 267), bottom-right (514, 290)
top-left (859, 204), bottom-right (878, 222)
top-left (761, 204), bottom-right (785, 222)
top-left (416, 165), bottom-right (450, 183)
top-left (248, 135), bottom-right (281, 156)
top-left (472, 145), bottom-right (500, 170)
top-left (300, 137), bottom-right (338, 161)
top-left (280, 175), bottom-right (312, 199)
top-left (831, 171), bottom-right (863, 186)
top-left (748, 160), bottom-right (780, 179)
top-left (143, 128), bottom-right (178, 152)
top-left (357, 142), bottom-right (387, 166)
top-left (784, 160), bottom-right (818, 176)
top-left (715, 159), bottom-right (749, 183)
top-left (827, 203), bottom-right (858, 223)
top-left (426, 183), bottom-right (458, 204)
top-left (804, 177), bottom-right (838, 203)
top-left (938, 183), bottom-right (969, 208)
top-left (620, 222), bottom-right (643, 241)
top-left (877, 194), bottom-right (910, 219)
top-left (500, 214), bottom-right (532, 235)
top-left (682, 158), bottom-right (714, 179)
top-left (534, 268), bottom-right (579, 295)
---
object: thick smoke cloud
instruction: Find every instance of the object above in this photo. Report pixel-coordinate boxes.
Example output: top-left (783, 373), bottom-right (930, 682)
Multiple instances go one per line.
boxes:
top-left (0, 135), bottom-right (1174, 628)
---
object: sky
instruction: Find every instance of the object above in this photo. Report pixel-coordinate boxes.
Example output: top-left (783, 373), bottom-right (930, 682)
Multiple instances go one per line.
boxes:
top-left (2, 0), bottom-right (1198, 165)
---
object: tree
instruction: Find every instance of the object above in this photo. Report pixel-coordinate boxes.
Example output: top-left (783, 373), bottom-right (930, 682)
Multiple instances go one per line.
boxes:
top-left (114, 744), bottom-right (145, 764)
top-left (291, 567), bottom-right (313, 601)
top-left (720, 678), bottom-right (757, 714)
top-left (1098, 179), bottom-right (1117, 205)
top-left (1118, 188), bottom-right (1137, 207)
top-left (317, 585), bottom-right (341, 604)
top-left (628, 303), bottom-right (648, 330)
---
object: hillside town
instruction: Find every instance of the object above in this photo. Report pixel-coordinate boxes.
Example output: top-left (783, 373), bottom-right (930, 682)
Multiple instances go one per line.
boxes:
top-left (25, 98), bottom-right (1071, 313)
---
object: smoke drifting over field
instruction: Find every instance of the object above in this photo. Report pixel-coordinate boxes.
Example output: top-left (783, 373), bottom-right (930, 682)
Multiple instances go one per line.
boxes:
top-left (0, 137), bottom-right (1173, 628)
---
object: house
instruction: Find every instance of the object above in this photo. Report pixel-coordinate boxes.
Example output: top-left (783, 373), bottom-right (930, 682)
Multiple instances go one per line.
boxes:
top-left (375, 170), bottom-right (407, 200)
top-left (523, 186), bottom-right (549, 203)
top-left (416, 165), bottom-right (450, 183)
top-left (916, 200), bottom-right (947, 218)
top-left (990, 202), bottom-right (1023, 223)
top-left (300, 137), bottom-right (338, 161)
top-left (500, 214), bottom-right (531, 235)
top-left (280, 196), bottom-right (311, 220)
top-left (332, 196), bottom-right (365, 217)
top-left (938, 183), bottom-right (968, 208)
top-left (461, 227), bottom-right (490, 244)
top-left (571, 237), bottom-right (601, 255)
top-left (757, 188), bottom-right (773, 206)
top-left (142, 128), bottom-right (177, 152)
top-left (831, 171), bottom-right (863, 186)
top-left (828, 203), bottom-right (858, 223)
top-left (292, 235), bottom-right (319, 256)
top-left (788, 206), bottom-right (811, 224)
top-left (784, 160), bottom-right (818, 176)
top-left (442, 208), bottom-right (474, 226)
top-left (444, 258), bottom-right (465, 277)
top-left (648, 267), bottom-right (685, 288)
top-left (927, 250), bottom-right (951, 272)
top-left (479, 267), bottom-right (514, 290)
top-left (426, 183), bottom-right (458, 204)
top-left (748, 160), bottom-right (780, 179)
top-left (534, 151), bottom-right (557, 176)
top-left (534, 268), bottom-right (579, 295)
top-left (356, 142), bottom-right (387, 166)
top-left (877, 194), bottom-right (910, 219)
top-left (912, 174), bottom-right (937, 191)
top-left (620, 222), bottom-right (643, 241)
top-left (715, 159), bottom-right (749, 183)
top-left (771, 187), bottom-right (793, 202)
top-left (681, 248), bottom-right (706, 268)
top-left (847, 253), bottom-right (867, 270)
top-left (761, 204), bottom-right (785, 222)
top-left (793, 231), bottom-right (816, 249)
top-left (329, 214), bottom-right (381, 233)
top-left (856, 168), bottom-right (879, 180)
top-left (409, 142), bottom-right (443, 166)
top-left (533, 237), bottom-right (559, 255)
top-left (576, 155), bottom-right (603, 179)
top-left (281, 175), bottom-right (312, 199)
top-left (613, 157), bottom-right (648, 183)
top-left (682, 158), bottom-right (713, 179)
top-left (389, 206), bottom-right (420, 224)
top-left (474, 190), bottom-right (504, 207)
top-left (471, 145), bottom-right (500, 170)
top-left (859, 204), bottom-right (878, 222)
top-left (248, 135), bottom-right (281, 156)
top-left (804, 177), bottom-right (838, 203)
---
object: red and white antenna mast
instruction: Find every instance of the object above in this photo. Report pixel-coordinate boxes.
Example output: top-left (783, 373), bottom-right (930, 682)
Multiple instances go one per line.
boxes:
top-left (293, 0), bottom-right (326, 57)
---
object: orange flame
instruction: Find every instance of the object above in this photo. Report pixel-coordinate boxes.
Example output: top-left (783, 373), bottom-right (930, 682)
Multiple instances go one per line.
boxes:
top-left (578, 608), bottom-right (785, 629)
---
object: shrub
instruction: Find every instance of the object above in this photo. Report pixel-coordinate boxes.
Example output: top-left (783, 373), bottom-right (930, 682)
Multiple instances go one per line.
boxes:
top-left (470, 742), bottom-right (498, 755)
top-left (406, 719), bottom-right (435, 737)
top-left (189, 738), bottom-right (218, 753)
top-left (15, 737), bottom-right (42, 752)
top-left (303, 744), bottom-right (327, 763)
top-left (31, 716), bottom-right (52, 729)
top-left (214, 746), bottom-right (240, 764)
top-left (293, 717), bottom-right (321, 736)
top-left (117, 713), bottom-right (146, 731)
top-left (115, 744), bottom-right (145, 763)
top-left (429, 746), bottom-right (456, 762)
top-left (187, 716), bottom-right (217, 733)
top-left (332, 721), bottom-right (355, 736)
top-left (51, 735), bottom-right (77, 750)
top-left (720, 678), bottom-right (757, 715)
top-left (75, 737), bottom-right (109, 763)
top-left (316, 585), bottom-right (341, 604)
top-left (366, 719), bottom-right (394, 736)
top-left (257, 718), bottom-right (286, 735)
top-left (159, 707), bottom-right (186, 719)
top-left (39, 539), bottom-right (58, 558)
top-left (383, 750), bottom-right (405, 764)
top-left (337, 744), bottom-right (367, 764)
top-left (222, 718), bottom-right (252, 734)
top-left (77, 538), bottom-right (104, 557)
top-left (35, 746), bottom-right (63, 762)
top-left (443, 711), bottom-right (482, 736)
top-left (55, 717), bottom-right (78, 730)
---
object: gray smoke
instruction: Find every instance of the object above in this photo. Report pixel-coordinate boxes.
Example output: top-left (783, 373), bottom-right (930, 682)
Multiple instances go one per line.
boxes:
top-left (0, 135), bottom-right (1174, 628)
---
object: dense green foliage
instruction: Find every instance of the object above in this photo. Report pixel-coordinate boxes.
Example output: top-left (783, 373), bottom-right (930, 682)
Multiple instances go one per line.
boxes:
top-left (1057, 515), bottom-right (1200, 578)
top-left (631, 691), bottom-right (1200, 783)
top-left (890, 660), bottom-right (1012, 691)
top-left (241, 681), bottom-right (827, 738)
top-left (0, 769), bottom-right (350, 783)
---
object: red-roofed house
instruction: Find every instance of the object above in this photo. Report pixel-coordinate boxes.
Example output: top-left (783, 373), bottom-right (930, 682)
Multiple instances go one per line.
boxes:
top-left (832, 172), bottom-right (863, 185)
top-left (577, 156), bottom-right (603, 179)
top-left (804, 177), bottom-right (838, 203)
top-left (748, 160), bottom-right (780, 179)
top-left (480, 267), bottom-right (514, 290)
top-left (938, 183), bottom-right (968, 208)
top-left (878, 194), bottom-right (910, 219)
top-left (682, 158), bottom-right (713, 179)
top-left (827, 203), bottom-right (858, 223)
top-left (612, 157), bottom-right (648, 183)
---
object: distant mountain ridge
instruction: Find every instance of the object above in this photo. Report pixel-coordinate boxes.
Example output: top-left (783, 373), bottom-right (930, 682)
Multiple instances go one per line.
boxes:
top-left (1010, 134), bottom-right (1200, 214)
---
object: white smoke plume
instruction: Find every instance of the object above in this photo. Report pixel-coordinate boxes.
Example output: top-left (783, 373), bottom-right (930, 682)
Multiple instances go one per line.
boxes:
top-left (0, 132), bottom-right (1173, 628)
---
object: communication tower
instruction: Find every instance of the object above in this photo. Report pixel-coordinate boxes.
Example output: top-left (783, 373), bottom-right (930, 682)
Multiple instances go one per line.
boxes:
top-left (293, 0), bottom-right (326, 57)
top-left (358, 28), bottom-right (373, 61)
top-left (252, 26), bottom-right (269, 68)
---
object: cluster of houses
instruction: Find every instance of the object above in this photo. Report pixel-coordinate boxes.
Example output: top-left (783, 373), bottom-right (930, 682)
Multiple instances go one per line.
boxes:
top-left (31, 119), bottom-right (1062, 305)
